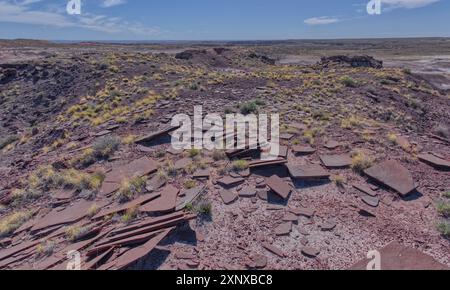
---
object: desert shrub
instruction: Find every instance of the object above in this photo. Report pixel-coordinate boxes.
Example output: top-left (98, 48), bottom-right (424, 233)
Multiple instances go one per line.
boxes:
top-left (443, 191), bottom-right (450, 199)
top-left (92, 135), bottom-right (121, 159)
top-left (340, 76), bottom-right (358, 88)
top-left (197, 200), bottom-right (212, 215)
top-left (341, 116), bottom-right (361, 129)
top-left (436, 201), bottom-right (450, 217)
top-left (331, 175), bottom-right (345, 187)
top-left (86, 204), bottom-right (100, 218)
top-left (212, 150), bottom-right (226, 161)
top-left (121, 207), bottom-right (138, 224)
top-left (74, 135), bottom-right (121, 167)
top-left (184, 179), bottom-right (197, 189)
top-left (0, 135), bottom-right (17, 150)
top-left (232, 160), bottom-right (249, 171)
top-left (116, 176), bottom-right (146, 203)
top-left (0, 211), bottom-right (32, 237)
top-left (351, 151), bottom-right (373, 173)
top-left (36, 240), bottom-right (56, 257)
top-left (188, 148), bottom-right (201, 158)
top-left (387, 133), bottom-right (398, 144)
top-left (437, 221), bottom-right (450, 238)
top-left (240, 101), bottom-right (259, 115)
top-left (60, 169), bottom-right (104, 191)
top-left (65, 225), bottom-right (93, 242)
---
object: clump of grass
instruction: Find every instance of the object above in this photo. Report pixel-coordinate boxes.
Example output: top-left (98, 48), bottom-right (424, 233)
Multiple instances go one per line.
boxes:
top-left (232, 160), bottom-right (249, 171)
top-left (116, 176), bottom-right (146, 203)
top-left (65, 225), bottom-right (93, 242)
top-left (185, 199), bottom-right (212, 216)
top-left (0, 211), bottom-right (32, 237)
top-left (341, 116), bottom-right (361, 129)
top-left (74, 135), bottom-right (121, 167)
top-left (240, 100), bottom-right (260, 115)
top-left (437, 221), bottom-right (450, 238)
top-left (351, 151), bottom-right (373, 173)
top-left (331, 175), bottom-right (346, 188)
top-left (184, 179), bottom-right (197, 189)
top-left (92, 135), bottom-right (121, 159)
top-left (122, 134), bottom-right (136, 145)
top-left (188, 148), bottom-right (201, 158)
top-left (154, 148), bottom-right (166, 158)
top-left (443, 191), bottom-right (450, 199)
top-left (60, 169), bottom-right (104, 191)
top-left (86, 204), bottom-right (100, 218)
top-left (387, 133), bottom-right (398, 144)
top-left (36, 240), bottom-right (56, 257)
top-left (436, 201), bottom-right (450, 217)
top-left (340, 76), bottom-right (358, 88)
top-left (212, 150), bottom-right (226, 161)
top-left (121, 207), bottom-right (138, 224)
top-left (0, 135), bottom-right (18, 150)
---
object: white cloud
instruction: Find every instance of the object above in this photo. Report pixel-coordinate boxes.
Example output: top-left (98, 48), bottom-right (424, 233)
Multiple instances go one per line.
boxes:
top-left (304, 16), bottom-right (340, 26)
top-left (101, 0), bottom-right (126, 8)
top-left (0, 0), bottom-right (160, 36)
top-left (381, 0), bottom-right (440, 9)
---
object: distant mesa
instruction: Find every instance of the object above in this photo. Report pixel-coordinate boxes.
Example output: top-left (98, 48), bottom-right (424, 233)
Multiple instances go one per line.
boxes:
top-left (319, 55), bottom-right (383, 69)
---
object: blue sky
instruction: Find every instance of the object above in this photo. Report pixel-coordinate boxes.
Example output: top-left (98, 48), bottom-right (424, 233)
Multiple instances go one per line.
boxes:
top-left (0, 0), bottom-right (448, 40)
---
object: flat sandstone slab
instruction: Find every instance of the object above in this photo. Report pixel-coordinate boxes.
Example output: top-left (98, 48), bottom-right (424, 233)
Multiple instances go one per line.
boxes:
top-left (364, 160), bottom-right (416, 197)
top-left (266, 175), bottom-right (292, 199)
top-left (287, 164), bottom-right (330, 180)
top-left (320, 154), bottom-right (352, 168)
top-left (349, 241), bottom-right (449, 270)
top-left (418, 153), bottom-right (450, 170)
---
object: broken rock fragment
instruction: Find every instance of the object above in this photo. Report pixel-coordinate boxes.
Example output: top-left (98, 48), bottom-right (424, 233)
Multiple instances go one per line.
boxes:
top-left (266, 175), bottom-right (292, 199)
top-left (219, 189), bottom-right (238, 205)
top-left (418, 153), bottom-right (450, 170)
top-left (275, 222), bottom-right (292, 236)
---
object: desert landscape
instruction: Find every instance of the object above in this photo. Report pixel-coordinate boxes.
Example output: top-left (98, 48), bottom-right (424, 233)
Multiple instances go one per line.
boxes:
top-left (0, 38), bottom-right (449, 270)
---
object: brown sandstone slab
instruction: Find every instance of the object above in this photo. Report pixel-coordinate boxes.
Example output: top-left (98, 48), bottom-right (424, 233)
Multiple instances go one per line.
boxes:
top-left (220, 189), bottom-right (238, 205)
top-left (292, 145), bottom-right (316, 155)
top-left (266, 175), bottom-right (292, 199)
top-left (349, 241), bottom-right (449, 270)
top-left (287, 164), bottom-right (330, 180)
top-left (320, 154), bottom-right (352, 168)
top-left (364, 160), bottom-right (416, 196)
top-left (418, 153), bottom-right (450, 170)
top-left (140, 185), bottom-right (179, 213)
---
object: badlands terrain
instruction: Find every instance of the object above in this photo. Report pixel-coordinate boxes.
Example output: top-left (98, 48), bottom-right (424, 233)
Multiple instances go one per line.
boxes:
top-left (0, 38), bottom-right (449, 270)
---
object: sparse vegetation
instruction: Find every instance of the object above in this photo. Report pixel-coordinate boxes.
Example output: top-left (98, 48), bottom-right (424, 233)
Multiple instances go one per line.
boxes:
top-left (387, 133), bottom-right (398, 144)
top-left (351, 151), bottom-right (373, 173)
top-left (331, 175), bottom-right (346, 188)
top-left (121, 207), bottom-right (138, 224)
top-left (212, 150), bottom-right (226, 161)
top-left (73, 135), bottom-right (121, 167)
top-left (0, 211), bottom-right (32, 237)
top-left (36, 240), bottom-right (56, 257)
top-left (340, 76), bottom-right (358, 87)
top-left (115, 175), bottom-right (146, 203)
top-left (184, 179), bottom-right (197, 189)
top-left (437, 221), bottom-right (450, 238)
top-left (436, 201), bottom-right (450, 217)
top-left (0, 135), bottom-right (18, 150)
top-left (443, 191), bottom-right (450, 199)
top-left (188, 148), bottom-right (201, 158)
top-left (240, 100), bottom-right (261, 115)
top-left (65, 225), bottom-right (93, 242)
top-left (232, 160), bottom-right (249, 171)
